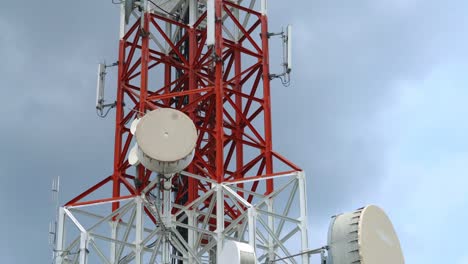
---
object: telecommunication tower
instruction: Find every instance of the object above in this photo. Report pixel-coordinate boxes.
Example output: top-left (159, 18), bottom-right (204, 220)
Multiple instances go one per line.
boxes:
top-left (53, 0), bottom-right (309, 263)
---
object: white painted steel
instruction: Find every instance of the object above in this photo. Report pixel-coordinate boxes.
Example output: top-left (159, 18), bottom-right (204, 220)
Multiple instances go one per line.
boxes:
top-left (120, 2), bottom-right (126, 38)
top-left (298, 171), bottom-right (310, 264)
top-left (55, 207), bottom-right (65, 264)
top-left (148, 0), bottom-right (182, 16)
top-left (135, 197), bottom-right (143, 264)
top-left (207, 0), bottom-right (215, 46)
top-left (261, 0), bottom-right (267, 15)
top-left (247, 207), bottom-right (257, 252)
top-left (79, 232), bottom-right (89, 264)
top-left (109, 221), bottom-right (118, 264)
top-left (189, 0), bottom-right (197, 26)
top-left (124, 0), bottom-right (135, 25)
top-left (165, 21), bottom-right (172, 55)
top-left (216, 185), bottom-right (224, 264)
top-left (55, 171), bottom-right (309, 263)
top-left (267, 199), bottom-right (274, 262)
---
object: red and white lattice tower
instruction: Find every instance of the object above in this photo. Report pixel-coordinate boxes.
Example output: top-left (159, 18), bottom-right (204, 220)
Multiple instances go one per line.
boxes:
top-left (54, 1), bottom-right (309, 263)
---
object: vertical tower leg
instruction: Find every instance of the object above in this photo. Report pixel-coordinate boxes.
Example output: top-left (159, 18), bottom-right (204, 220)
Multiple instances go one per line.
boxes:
top-left (298, 171), bottom-right (310, 264)
top-left (187, 210), bottom-right (195, 263)
top-left (55, 207), bottom-right (66, 264)
top-left (267, 199), bottom-right (275, 261)
top-left (248, 207), bottom-right (257, 251)
top-left (216, 185), bottom-right (224, 263)
top-left (110, 221), bottom-right (119, 264)
top-left (162, 177), bottom-right (172, 264)
top-left (135, 197), bottom-right (144, 264)
top-left (79, 232), bottom-right (89, 264)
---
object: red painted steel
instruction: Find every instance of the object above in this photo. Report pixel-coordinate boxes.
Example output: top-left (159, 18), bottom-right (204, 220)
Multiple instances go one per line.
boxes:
top-left (66, 1), bottom-right (300, 221)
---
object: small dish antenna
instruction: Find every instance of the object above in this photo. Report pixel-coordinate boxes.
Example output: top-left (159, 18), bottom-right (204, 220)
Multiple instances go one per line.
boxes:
top-left (327, 205), bottom-right (405, 264)
top-left (129, 108), bottom-right (197, 174)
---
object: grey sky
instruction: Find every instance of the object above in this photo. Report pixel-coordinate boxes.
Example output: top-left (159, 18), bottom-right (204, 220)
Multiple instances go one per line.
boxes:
top-left (1, 0), bottom-right (468, 263)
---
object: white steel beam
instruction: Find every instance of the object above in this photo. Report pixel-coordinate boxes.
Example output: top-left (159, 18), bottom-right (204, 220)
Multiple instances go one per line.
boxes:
top-left (135, 196), bottom-right (144, 264)
top-left (55, 207), bottom-right (66, 264)
top-left (248, 207), bottom-right (257, 251)
top-left (298, 171), bottom-right (310, 264)
top-left (109, 221), bottom-right (119, 264)
top-left (215, 185), bottom-right (224, 263)
top-left (79, 232), bottom-right (89, 264)
top-left (267, 199), bottom-right (275, 262)
top-left (55, 171), bottom-right (310, 264)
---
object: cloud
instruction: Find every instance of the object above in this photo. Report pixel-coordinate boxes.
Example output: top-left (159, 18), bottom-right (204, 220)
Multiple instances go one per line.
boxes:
top-left (1, 0), bottom-right (468, 263)
top-left (372, 66), bottom-right (468, 263)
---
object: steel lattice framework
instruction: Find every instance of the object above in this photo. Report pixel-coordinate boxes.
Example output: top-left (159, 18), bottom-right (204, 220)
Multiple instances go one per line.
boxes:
top-left (54, 1), bottom-right (309, 263)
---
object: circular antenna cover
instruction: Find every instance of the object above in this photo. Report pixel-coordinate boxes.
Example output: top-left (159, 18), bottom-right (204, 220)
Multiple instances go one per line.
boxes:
top-left (327, 205), bottom-right (404, 264)
top-left (135, 108), bottom-right (197, 174)
top-left (219, 241), bottom-right (256, 264)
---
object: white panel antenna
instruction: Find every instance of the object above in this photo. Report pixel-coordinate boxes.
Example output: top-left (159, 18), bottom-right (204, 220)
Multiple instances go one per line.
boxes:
top-left (286, 24), bottom-right (292, 73)
top-left (269, 25), bottom-right (293, 86)
top-left (207, 0), bottom-right (215, 46)
top-left (96, 62), bottom-right (117, 117)
top-left (96, 63), bottom-right (106, 111)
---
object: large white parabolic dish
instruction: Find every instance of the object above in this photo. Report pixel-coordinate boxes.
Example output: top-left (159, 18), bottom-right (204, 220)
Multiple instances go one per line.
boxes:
top-left (134, 108), bottom-right (197, 174)
top-left (327, 205), bottom-right (405, 264)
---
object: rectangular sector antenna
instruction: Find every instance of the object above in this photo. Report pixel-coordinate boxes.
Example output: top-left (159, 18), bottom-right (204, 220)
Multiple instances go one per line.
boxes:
top-left (207, 0), bottom-right (215, 46)
top-left (96, 63), bottom-right (106, 109)
top-left (287, 24), bottom-right (292, 72)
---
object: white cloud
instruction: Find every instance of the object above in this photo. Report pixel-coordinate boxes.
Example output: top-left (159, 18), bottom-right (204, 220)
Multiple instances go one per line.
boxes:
top-left (373, 66), bottom-right (468, 263)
